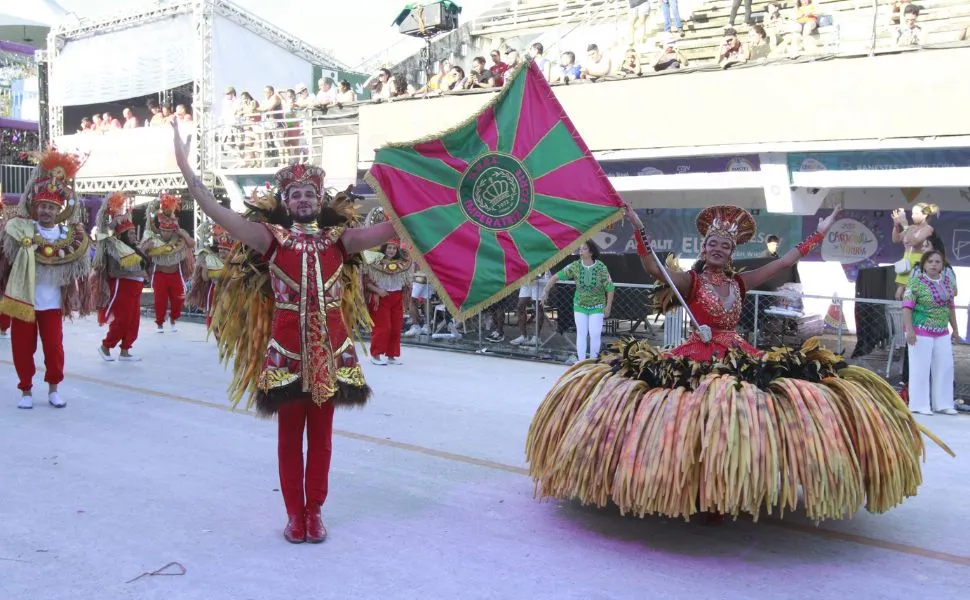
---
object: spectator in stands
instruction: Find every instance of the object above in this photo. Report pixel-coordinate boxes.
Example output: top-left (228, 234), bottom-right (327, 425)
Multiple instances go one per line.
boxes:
top-left (661, 0), bottom-right (683, 36)
top-left (336, 80), bottom-right (357, 104)
top-left (220, 87), bottom-right (240, 153)
top-left (489, 49), bottom-right (510, 85)
top-left (365, 68), bottom-right (393, 101)
top-left (293, 83), bottom-right (313, 109)
top-left (747, 24), bottom-right (771, 59)
top-left (652, 34), bottom-right (690, 71)
top-left (718, 28), bottom-right (750, 68)
top-left (237, 91), bottom-right (260, 167)
top-left (729, 0), bottom-right (753, 27)
top-left (555, 51), bottom-right (582, 83)
top-left (581, 44), bottom-right (612, 81)
top-left (78, 117), bottom-right (93, 133)
top-left (122, 107), bottom-right (139, 129)
top-left (414, 59), bottom-right (451, 95)
top-left (102, 112), bottom-right (122, 129)
top-left (442, 65), bottom-right (466, 92)
top-left (618, 47), bottom-right (643, 77)
top-left (390, 74), bottom-right (415, 98)
top-left (896, 4), bottom-right (926, 47)
top-left (890, 0), bottom-right (912, 26)
top-left (628, 0), bottom-right (651, 45)
top-left (161, 104), bottom-right (175, 124)
top-left (484, 302), bottom-right (507, 343)
top-left (505, 49), bottom-right (522, 72)
top-left (464, 56), bottom-right (496, 89)
top-left (795, 0), bottom-right (820, 51)
top-left (317, 77), bottom-right (338, 106)
top-left (763, 3), bottom-right (799, 55)
top-left (147, 102), bottom-right (165, 126)
top-left (528, 43), bottom-right (553, 80)
top-left (175, 104), bottom-right (193, 122)
top-left (279, 88), bottom-right (302, 161)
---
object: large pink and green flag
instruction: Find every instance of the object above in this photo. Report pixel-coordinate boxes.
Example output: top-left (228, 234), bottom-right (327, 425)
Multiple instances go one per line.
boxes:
top-left (365, 58), bottom-right (624, 319)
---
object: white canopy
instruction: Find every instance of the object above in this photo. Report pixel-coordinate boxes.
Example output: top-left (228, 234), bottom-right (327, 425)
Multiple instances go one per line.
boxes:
top-left (0, 0), bottom-right (69, 48)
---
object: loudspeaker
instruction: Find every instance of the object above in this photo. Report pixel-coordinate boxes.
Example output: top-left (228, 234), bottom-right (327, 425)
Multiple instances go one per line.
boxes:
top-left (399, 3), bottom-right (459, 37)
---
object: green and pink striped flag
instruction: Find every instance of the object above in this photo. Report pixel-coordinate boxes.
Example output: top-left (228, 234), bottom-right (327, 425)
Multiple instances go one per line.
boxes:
top-left (365, 58), bottom-right (624, 319)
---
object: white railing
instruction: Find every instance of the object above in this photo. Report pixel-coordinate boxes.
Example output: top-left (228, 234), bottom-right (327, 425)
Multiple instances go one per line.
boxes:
top-left (212, 111), bottom-right (359, 172)
top-left (0, 163), bottom-right (34, 196)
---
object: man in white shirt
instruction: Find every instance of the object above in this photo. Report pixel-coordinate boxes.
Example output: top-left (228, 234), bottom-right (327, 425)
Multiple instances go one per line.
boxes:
top-left (0, 150), bottom-right (93, 409)
top-left (315, 77), bottom-right (338, 107)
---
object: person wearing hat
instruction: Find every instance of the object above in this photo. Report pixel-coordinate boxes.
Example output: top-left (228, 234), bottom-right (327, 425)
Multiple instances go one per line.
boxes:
top-left (0, 149), bottom-right (94, 409)
top-left (92, 192), bottom-right (149, 362)
top-left (187, 220), bottom-right (234, 331)
top-left (363, 235), bottom-right (412, 366)
top-left (140, 193), bottom-right (195, 333)
top-left (172, 120), bottom-right (399, 544)
top-left (652, 33), bottom-right (690, 71)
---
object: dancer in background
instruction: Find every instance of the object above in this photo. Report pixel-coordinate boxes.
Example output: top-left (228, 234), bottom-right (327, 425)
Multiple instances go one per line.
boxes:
top-left (93, 192), bottom-right (149, 362)
top-left (540, 240), bottom-right (614, 364)
top-left (141, 193), bottom-right (194, 333)
top-left (363, 239), bottom-right (412, 365)
top-left (172, 121), bottom-right (397, 544)
top-left (0, 149), bottom-right (93, 408)
top-left (527, 203), bottom-right (953, 524)
top-left (187, 221), bottom-right (233, 330)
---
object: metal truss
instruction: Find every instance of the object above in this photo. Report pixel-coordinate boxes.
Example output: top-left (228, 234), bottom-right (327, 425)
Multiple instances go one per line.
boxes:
top-left (74, 174), bottom-right (189, 194)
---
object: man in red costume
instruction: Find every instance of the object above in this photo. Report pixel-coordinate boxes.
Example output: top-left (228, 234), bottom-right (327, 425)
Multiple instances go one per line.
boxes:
top-left (173, 121), bottom-right (398, 544)
top-left (0, 149), bottom-right (93, 409)
top-left (93, 192), bottom-right (149, 362)
top-left (140, 193), bottom-right (194, 333)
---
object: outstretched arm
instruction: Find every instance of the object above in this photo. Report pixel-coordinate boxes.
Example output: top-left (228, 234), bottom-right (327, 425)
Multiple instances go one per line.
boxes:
top-left (624, 204), bottom-right (690, 297)
top-left (741, 207), bottom-right (841, 291)
top-left (172, 120), bottom-right (271, 255)
top-left (340, 222), bottom-right (397, 255)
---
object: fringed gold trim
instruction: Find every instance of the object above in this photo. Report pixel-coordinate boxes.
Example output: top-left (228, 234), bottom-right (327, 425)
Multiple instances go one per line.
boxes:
top-left (118, 253), bottom-right (142, 269)
top-left (0, 296), bottom-right (33, 322)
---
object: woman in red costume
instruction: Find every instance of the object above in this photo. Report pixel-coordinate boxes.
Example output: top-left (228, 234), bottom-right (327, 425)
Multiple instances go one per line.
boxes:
top-left (187, 222), bottom-right (233, 330)
top-left (527, 204), bottom-right (952, 524)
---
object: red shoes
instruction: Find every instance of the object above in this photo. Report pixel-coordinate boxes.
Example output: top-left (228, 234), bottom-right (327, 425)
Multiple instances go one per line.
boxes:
top-left (305, 507), bottom-right (327, 544)
top-left (283, 514), bottom-right (306, 544)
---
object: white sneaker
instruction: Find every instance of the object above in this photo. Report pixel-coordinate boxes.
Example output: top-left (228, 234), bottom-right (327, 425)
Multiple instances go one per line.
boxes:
top-left (510, 335), bottom-right (527, 345)
top-left (170, 323), bottom-right (178, 333)
top-left (119, 353), bottom-right (142, 362)
top-left (48, 392), bottom-right (66, 408)
top-left (403, 325), bottom-right (421, 337)
top-left (156, 324), bottom-right (164, 333)
top-left (387, 357), bottom-right (402, 365)
top-left (97, 346), bottom-right (114, 362)
top-left (938, 408), bottom-right (958, 415)
top-left (18, 396), bottom-right (33, 410)
top-left (369, 355), bottom-right (388, 366)
top-left (419, 325), bottom-right (430, 335)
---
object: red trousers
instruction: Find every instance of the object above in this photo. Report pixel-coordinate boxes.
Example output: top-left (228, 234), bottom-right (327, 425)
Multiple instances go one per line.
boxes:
top-left (101, 278), bottom-right (143, 350)
top-left (11, 309), bottom-right (64, 392)
top-left (369, 289), bottom-right (403, 359)
top-left (0, 313), bottom-right (10, 332)
top-left (277, 400), bottom-right (335, 517)
top-left (152, 269), bottom-right (184, 326)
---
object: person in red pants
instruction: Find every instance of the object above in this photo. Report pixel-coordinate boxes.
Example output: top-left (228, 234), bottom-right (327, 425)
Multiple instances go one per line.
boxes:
top-left (139, 193), bottom-right (194, 333)
top-left (0, 197), bottom-right (8, 338)
top-left (173, 119), bottom-right (397, 544)
top-left (364, 240), bottom-right (412, 365)
top-left (0, 149), bottom-right (94, 409)
top-left (92, 192), bottom-right (149, 362)
top-left (187, 222), bottom-right (233, 331)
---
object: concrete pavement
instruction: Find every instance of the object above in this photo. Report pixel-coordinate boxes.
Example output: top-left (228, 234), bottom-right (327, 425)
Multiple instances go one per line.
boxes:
top-left (1, 318), bottom-right (968, 600)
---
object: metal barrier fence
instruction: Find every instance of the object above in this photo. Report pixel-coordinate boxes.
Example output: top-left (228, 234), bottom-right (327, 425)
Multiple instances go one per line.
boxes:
top-left (394, 281), bottom-right (970, 390)
top-left (0, 163), bottom-right (33, 197)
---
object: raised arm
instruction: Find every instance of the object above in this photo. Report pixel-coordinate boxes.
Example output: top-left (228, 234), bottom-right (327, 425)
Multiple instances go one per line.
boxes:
top-left (624, 204), bottom-right (691, 298)
top-left (740, 207), bottom-right (840, 291)
top-left (172, 120), bottom-right (271, 255)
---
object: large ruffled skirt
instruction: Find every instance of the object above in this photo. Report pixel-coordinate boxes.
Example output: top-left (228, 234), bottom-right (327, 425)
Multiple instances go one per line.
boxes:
top-left (526, 337), bottom-right (953, 522)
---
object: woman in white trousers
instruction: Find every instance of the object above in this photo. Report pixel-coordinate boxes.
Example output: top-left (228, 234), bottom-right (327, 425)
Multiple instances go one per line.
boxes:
top-left (902, 250), bottom-right (959, 415)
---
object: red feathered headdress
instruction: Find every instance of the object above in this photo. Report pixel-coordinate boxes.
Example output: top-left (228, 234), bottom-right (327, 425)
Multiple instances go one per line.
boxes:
top-left (30, 148), bottom-right (84, 207)
top-left (158, 193), bottom-right (181, 231)
top-left (275, 163), bottom-right (325, 196)
top-left (106, 192), bottom-right (135, 235)
top-left (696, 205), bottom-right (757, 247)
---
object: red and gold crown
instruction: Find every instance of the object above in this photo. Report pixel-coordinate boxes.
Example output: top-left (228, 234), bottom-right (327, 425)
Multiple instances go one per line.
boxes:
top-left (696, 205), bottom-right (757, 246)
top-left (275, 163), bottom-right (325, 196)
top-left (158, 193), bottom-right (181, 231)
top-left (106, 192), bottom-right (135, 235)
top-left (29, 148), bottom-right (84, 208)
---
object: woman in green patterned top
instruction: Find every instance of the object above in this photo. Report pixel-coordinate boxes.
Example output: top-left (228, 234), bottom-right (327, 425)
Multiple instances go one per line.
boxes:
top-left (541, 241), bottom-right (615, 363)
top-left (902, 249), bottom-right (959, 415)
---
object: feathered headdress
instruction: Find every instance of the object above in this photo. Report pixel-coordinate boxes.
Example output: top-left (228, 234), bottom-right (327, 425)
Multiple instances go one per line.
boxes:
top-left (275, 163), bottom-right (325, 196)
top-left (29, 148), bottom-right (84, 208)
top-left (157, 193), bottom-right (181, 231)
top-left (696, 205), bottom-right (757, 247)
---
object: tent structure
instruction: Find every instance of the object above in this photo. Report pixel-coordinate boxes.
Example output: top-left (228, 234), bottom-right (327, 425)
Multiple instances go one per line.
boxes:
top-left (0, 0), bottom-right (70, 48)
